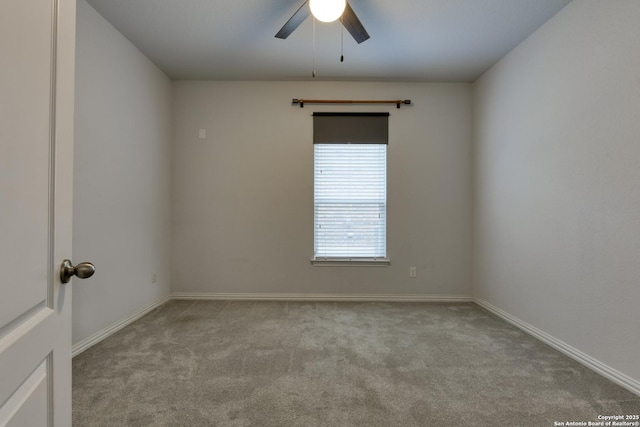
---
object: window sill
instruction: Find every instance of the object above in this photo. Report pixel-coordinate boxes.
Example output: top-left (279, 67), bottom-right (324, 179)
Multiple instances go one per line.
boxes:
top-left (310, 258), bottom-right (391, 267)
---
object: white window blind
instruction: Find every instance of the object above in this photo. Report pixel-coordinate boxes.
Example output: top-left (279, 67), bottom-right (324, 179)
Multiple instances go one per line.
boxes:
top-left (314, 143), bottom-right (387, 259)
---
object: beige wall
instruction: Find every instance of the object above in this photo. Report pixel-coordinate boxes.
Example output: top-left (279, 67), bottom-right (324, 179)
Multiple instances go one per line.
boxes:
top-left (73, 0), bottom-right (172, 344)
top-left (171, 81), bottom-right (473, 297)
top-left (473, 1), bottom-right (640, 383)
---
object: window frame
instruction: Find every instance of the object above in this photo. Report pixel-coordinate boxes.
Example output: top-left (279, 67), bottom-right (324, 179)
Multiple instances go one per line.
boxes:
top-left (310, 113), bottom-right (390, 266)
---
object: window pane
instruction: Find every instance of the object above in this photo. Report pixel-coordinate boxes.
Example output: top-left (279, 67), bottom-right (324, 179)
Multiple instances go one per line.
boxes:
top-left (314, 144), bottom-right (386, 258)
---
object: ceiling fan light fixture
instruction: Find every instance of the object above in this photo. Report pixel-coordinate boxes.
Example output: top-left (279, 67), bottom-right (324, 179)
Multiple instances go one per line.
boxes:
top-left (309, 0), bottom-right (346, 23)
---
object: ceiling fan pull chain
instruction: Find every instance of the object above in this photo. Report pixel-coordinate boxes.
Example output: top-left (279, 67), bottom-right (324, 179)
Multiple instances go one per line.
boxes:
top-left (312, 17), bottom-right (317, 77)
top-left (340, 21), bottom-right (344, 62)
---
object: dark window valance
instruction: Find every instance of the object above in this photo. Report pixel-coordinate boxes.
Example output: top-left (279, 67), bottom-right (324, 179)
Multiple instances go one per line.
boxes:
top-left (312, 113), bottom-right (389, 144)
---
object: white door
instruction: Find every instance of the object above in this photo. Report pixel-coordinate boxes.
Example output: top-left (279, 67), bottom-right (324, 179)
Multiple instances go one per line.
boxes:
top-left (0, 0), bottom-right (77, 425)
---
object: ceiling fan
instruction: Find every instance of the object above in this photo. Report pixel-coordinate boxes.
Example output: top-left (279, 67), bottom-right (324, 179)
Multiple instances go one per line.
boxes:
top-left (275, 0), bottom-right (370, 44)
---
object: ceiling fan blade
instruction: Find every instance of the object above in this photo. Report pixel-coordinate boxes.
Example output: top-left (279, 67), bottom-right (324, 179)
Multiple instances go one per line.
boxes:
top-left (275, 1), bottom-right (310, 39)
top-left (341, 2), bottom-right (370, 44)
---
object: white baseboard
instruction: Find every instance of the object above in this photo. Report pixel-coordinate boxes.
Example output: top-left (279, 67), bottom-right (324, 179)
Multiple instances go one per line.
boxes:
top-left (72, 296), bottom-right (170, 358)
top-left (170, 292), bottom-right (473, 303)
top-left (474, 298), bottom-right (640, 397)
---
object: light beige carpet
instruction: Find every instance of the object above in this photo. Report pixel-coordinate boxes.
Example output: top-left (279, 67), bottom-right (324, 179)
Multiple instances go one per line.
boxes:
top-left (72, 301), bottom-right (640, 426)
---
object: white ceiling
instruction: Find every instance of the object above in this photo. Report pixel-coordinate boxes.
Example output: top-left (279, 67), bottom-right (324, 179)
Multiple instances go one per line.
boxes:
top-left (84, 0), bottom-right (572, 82)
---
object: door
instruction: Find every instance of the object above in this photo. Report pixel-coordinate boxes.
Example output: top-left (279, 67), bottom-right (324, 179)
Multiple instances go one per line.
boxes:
top-left (0, 0), bottom-right (76, 425)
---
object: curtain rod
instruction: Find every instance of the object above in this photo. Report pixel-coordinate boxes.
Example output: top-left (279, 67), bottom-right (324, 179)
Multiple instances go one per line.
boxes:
top-left (292, 99), bottom-right (411, 109)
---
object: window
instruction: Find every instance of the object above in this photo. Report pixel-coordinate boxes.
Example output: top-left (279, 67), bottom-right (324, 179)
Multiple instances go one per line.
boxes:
top-left (312, 113), bottom-right (389, 264)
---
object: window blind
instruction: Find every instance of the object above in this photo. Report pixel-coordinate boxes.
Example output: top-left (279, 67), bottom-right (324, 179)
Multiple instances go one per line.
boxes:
top-left (313, 113), bottom-right (388, 259)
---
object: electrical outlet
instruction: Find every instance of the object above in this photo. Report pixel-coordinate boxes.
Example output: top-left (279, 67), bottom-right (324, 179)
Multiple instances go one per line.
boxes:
top-left (151, 272), bottom-right (157, 284)
top-left (409, 266), bottom-right (417, 278)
